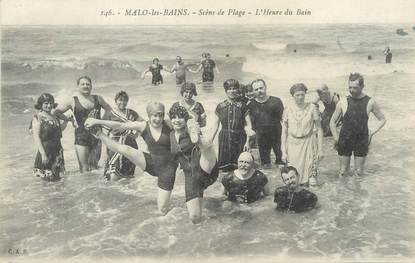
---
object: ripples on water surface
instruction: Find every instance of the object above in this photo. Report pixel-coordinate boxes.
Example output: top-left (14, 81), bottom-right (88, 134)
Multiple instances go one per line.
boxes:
top-left (1, 24), bottom-right (414, 260)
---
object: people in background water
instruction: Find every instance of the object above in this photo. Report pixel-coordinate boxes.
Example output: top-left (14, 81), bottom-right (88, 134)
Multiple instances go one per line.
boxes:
top-left (141, 58), bottom-right (169, 85)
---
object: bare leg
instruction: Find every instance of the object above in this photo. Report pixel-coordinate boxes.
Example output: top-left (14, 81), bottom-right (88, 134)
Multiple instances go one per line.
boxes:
top-left (75, 145), bottom-right (90, 173)
top-left (199, 139), bottom-right (217, 173)
top-left (354, 156), bottom-right (366, 176)
top-left (339, 155), bottom-right (351, 177)
top-left (157, 188), bottom-right (173, 215)
top-left (98, 133), bottom-right (146, 170)
top-left (186, 197), bottom-right (202, 224)
top-left (109, 173), bottom-right (120, 181)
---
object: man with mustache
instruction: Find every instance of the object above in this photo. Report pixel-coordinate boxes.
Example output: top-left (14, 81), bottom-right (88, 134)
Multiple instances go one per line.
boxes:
top-left (221, 152), bottom-right (269, 203)
top-left (274, 166), bottom-right (317, 213)
top-left (330, 73), bottom-right (386, 176)
top-left (247, 79), bottom-right (284, 169)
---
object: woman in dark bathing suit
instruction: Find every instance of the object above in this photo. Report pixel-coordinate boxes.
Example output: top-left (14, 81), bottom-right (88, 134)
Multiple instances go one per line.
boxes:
top-left (168, 105), bottom-right (219, 224)
top-left (32, 93), bottom-right (66, 181)
top-left (54, 76), bottom-right (113, 173)
top-left (85, 102), bottom-right (178, 215)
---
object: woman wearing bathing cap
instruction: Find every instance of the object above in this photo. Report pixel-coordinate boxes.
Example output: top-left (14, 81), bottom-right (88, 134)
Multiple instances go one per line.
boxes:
top-left (84, 101), bottom-right (178, 215)
top-left (281, 83), bottom-right (324, 187)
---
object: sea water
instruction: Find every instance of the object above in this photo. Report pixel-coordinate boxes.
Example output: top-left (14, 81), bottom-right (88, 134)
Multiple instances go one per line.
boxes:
top-left (1, 24), bottom-right (414, 259)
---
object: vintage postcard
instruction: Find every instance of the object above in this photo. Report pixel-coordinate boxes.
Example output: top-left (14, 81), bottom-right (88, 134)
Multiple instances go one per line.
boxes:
top-left (1, 0), bottom-right (414, 262)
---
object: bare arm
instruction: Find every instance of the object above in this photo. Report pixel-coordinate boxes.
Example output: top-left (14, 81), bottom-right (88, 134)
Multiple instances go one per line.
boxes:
top-left (141, 68), bottom-right (150, 79)
top-left (314, 109), bottom-right (324, 160)
top-left (369, 99), bottom-right (386, 140)
top-left (85, 118), bottom-right (147, 133)
top-left (281, 110), bottom-right (288, 162)
top-left (188, 64), bottom-right (202, 74)
top-left (263, 181), bottom-right (270, 196)
top-left (97, 95), bottom-right (113, 116)
top-left (96, 132), bottom-right (146, 169)
top-left (32, 117), bottom-right (48, 164)
top-left (244, 114), bottom-right (255, 150)
top-left (167, 64), bottom-right (176, 73)
top-left (53, 99), bottom-right (72, 122)
top-left (330, 102), bottom-right (343, 142)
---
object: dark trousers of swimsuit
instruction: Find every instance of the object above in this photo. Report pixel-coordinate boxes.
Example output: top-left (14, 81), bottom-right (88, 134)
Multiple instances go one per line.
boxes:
top-left (256, 125), bottom-right (282, 165)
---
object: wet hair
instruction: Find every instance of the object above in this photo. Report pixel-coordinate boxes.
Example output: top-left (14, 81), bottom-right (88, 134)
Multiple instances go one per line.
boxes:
top-left (223, 79), bottom-right (240, 91)
top-left (34, 93), bottom-right (57, 110)
top-left (77, 76), bottom-right (92, 86)
top-left (168, 104), bottom-right (190, 121)
top-left (349, 72), bottom-right (364, 87)
top-left (176, 56), bottom-right (182, 60)
top-left (146, 102), bottom-right (165, 116)
top-left (180, 82), bottom-right (197, 96)
top-left (290, 83), bottom-right (308, 96)
top-left (280, 166), bottom-right (299, 179)
top-left (243, 83), bottom-right (253, 93)
top-left (115, 90), bottom-right (129, 102)
top-left (251, 79), bottom-right (267, 88)
top-left (153, 58), bottom-right (159, 63)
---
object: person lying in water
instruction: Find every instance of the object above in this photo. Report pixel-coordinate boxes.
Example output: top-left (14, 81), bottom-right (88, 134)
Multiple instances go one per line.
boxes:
top-left (221, 151), bottom-right (269, 203)
top-left (274, 166), bottom-right (318, 213)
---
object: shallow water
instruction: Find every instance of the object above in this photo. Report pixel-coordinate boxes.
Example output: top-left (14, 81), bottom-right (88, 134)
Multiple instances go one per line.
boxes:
top-left (1, 24), bottom-right (414, 260)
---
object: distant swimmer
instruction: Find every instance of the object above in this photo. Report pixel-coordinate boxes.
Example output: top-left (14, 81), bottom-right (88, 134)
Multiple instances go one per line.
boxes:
top-left (141, 58), bottom-right (169, 85)
top-left (32, 93), bottom-right (66, 181)
top-left (384, 47), bottom-right (392, 64)
top-left (330, 73), bottom-right (386, 176)
top-left (169, 56), bottom-right (194, 86)
top-left (189, 52), bottom-right (219, 83)
top-left (274, 166), bottom-right (318, 213)
top-left (222, 152), bottom-right (269, 203)
top-left (368, 55), bottom-right (372, 60)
